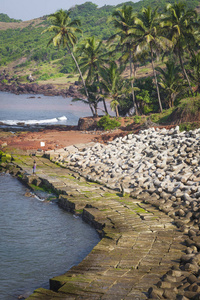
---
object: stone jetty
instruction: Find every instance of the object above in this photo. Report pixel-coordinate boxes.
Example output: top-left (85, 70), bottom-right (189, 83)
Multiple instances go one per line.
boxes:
top-left (2, 125), bottom-right (200, 299)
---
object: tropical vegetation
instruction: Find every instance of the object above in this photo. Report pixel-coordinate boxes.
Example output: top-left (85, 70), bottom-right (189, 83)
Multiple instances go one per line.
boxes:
top-left (1, 0), bottom-right (200, 120)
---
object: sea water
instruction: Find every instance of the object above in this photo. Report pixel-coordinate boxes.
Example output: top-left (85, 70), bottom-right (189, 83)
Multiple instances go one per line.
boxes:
top-left (0, 173), bottom-right (100, 299)
top-left (0, 91), bottom-right (111, 126)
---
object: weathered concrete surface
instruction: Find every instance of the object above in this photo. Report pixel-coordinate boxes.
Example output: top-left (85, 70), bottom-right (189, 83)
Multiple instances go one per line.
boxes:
top-left (7, 154), bottom-right (188, 300)
top-left (42, 126), bottom-right (200, 299)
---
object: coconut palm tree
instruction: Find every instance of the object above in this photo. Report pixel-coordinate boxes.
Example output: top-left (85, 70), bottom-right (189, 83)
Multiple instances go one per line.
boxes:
top-left (76, 36), bottom-right (109, 113)
top-left (42, 9), bottom-right (95, 116)
top-left (130, 6), bottom-right (171, 112)
top-left (163, 2), bottom-right (198, 95)
top-left (76, 36), bottom-right (106, 83)
top-left (111, 5), bottom-right (139, 115)
top-left (100, 62), bottom-right (129, 117)
top-left (156, 60), bottom-right (184, 108)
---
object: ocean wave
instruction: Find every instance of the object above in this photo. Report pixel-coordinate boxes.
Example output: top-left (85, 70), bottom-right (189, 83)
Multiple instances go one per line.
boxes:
top-left (0, 116), bottom-right (67, 126)
top-left (57, 116), bottom-right (67, 121)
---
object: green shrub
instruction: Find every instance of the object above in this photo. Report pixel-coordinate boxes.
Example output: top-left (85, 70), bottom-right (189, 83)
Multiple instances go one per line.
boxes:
top-left (18, 75), bottom-right (29, 82)
top-left (97, 115), bottom-right (121, 131)
top-left (179, 122), bottom-right (200, 132)
top-left (50, 73), bottom-right (64, 79)
top-left (32, 70), bottom-right (41, 76)
top-left (60, 64), bottom-right (75, 74)
top-left (178, 97), bottom-right (200, 115)
top-left (150, 108), bottom-right (174, 124)
top-left (38, 73), bottom-right (51, 81)
top-left (143, 104), bottom-right (153, 114)
top-left (1, 79), bottom-right (8, 84)
top-left (134, 115), bottom-right (142, 124)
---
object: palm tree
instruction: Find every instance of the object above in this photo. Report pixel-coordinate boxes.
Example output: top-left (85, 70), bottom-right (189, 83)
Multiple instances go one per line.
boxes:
top-left (156, 60), bottom-right (184, 108)
top-left (76, 36), bottom-right (108, 113)
top-left (163, 2), bottom-right (198, 95)
top-left (111, 5), bottom-right (139, 115)
top-left (42, 9), bottom-right (95, 116)
top-left (131, 6), bottom-right (171, 112)
top-left (76, 36), bottom-right (105, 83)
top-left (100, 62), bottom-right (129, 117)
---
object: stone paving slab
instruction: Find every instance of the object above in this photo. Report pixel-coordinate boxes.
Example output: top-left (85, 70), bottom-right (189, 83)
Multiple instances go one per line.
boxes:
top-left (10, 155), bottom-right (187, 300)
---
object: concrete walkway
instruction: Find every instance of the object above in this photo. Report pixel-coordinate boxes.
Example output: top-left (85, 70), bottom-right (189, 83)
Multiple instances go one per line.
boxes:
top-left (13, 154), bottom-right (186, 300)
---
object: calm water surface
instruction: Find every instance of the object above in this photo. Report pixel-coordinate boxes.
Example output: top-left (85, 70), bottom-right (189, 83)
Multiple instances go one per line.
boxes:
top-left (0, 174), bottom-right (100, 299)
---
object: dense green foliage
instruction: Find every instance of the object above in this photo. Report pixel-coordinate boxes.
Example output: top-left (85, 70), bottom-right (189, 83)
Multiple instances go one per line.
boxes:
top-left (0, 25), bottom-right (74, 68)
top-left (52, 0), bottom-right (200, 39)
top-left (0, 0), bottom-right (199, 66)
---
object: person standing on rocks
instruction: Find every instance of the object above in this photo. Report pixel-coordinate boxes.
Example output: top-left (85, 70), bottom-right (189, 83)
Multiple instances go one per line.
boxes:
top-left (33, 160), bottom-right (36, 174)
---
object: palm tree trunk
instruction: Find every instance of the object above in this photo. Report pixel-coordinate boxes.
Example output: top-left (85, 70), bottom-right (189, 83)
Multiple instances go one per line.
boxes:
top-left (130, 52), bottom-right (139, 115)
top-left (94, 106), bottom-right (98, 117)
top-left (150, 44), bottom-right (163, 112)
top-left (68, 47), bottom-right (95, 116)
top-left (97, 74), bottom-right (108, 114)
top-left (133, 63), bottom-right (140, 113)
top-left (178, 49), bottom-right (194, 96)
top-left (102, 97), bottom-right (108, 114)
top-left (116, 105), bottom-right (119, 118)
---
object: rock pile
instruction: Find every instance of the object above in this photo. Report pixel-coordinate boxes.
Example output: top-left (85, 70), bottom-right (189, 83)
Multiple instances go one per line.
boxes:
top-left (50, 126), bottom-right (200, 195)
top-left (48, 125), bottom-right (200, 232)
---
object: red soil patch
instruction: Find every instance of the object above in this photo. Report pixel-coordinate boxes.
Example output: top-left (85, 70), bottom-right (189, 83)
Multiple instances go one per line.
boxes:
top-left (0, 127), bottom-right (128, 152)
top-left (0, 129), bottom-right (99, 151)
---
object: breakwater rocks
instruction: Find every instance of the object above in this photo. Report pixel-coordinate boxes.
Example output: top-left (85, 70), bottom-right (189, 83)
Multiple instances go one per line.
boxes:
top-left (45, 125), bottom-right (200, 299)
top-left (49, 125), bottom-right (200, 198)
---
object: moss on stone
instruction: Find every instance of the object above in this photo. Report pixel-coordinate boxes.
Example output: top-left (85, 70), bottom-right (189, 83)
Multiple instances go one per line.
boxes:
top-left (75, 209), bottom-right (83, 214)
top-left (0, 151), bottom-right (12, 163)
top-left (29, 183), bottom-right (55, 195)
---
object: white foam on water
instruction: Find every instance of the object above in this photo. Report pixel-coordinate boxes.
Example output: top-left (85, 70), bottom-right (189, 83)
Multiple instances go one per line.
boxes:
top-left (57, 116), bottom-right (67, 121)
top-left (0, 116), bottom-right (67, 125)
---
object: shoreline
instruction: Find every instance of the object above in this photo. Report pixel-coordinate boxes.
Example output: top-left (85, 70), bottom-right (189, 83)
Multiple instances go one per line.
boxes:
top-left (0, 73), bottom-right (82, 99)
top-left (1, 125), bottom-right (200, 299)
